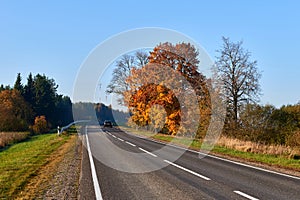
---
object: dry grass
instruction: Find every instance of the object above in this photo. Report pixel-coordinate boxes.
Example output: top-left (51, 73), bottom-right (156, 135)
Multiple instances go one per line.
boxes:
top-left (0, 132), bottom-right (30, 148)
top-left (217, 136), bottom-right (300, 157)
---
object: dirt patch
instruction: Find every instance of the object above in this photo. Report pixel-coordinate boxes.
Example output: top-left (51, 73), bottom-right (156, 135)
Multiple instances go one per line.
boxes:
top-left (16, 135), bottom-right (82, 199)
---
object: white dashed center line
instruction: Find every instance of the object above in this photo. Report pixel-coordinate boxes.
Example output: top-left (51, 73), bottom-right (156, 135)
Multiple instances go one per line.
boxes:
top-left (138, 147), bottom-right (157, 157)
top-left (234, 191), bottom-right (259, 200)
top-left (117, 138), bottom-right (124, 142)
top-left (164, 160), bottom-right (211, 181)
top-left (125, 141), bottom-right (136, 147)
top-left (112, 135), bottom-right (116, 138)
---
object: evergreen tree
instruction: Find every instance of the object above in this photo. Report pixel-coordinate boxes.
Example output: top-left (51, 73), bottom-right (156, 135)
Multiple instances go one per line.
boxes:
top-left (0, 84), bottom-right (4, 92)
top-left (13, 73), bottom-right (23, 94)
top-left (33, 74), bottom-right (58, 126)
top-left (24, 73), bottom-right (35, 106)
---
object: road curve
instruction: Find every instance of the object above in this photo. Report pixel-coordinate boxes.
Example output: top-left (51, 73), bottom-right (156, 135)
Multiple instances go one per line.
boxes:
top-left (79, 126), bottom-right (300, 200)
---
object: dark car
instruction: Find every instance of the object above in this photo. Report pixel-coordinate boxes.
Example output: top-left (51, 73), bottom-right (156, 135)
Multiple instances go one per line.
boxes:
top-left (103, 120), bottom-right (113, 128)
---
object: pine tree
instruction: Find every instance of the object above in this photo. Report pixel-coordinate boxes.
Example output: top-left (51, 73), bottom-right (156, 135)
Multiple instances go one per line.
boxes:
top-left (14, 73), bottom-right (23, 94)
top-left (24, 73), bottom-right (35, 106)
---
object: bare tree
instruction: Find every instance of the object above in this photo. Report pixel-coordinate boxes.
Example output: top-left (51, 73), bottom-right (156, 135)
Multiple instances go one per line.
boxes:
top-left (135, 50), bottom-right (149, 68)
top-left (214, 37), bottom-right (261, 131)
top-left (106, 51), bottom-right (148, 105)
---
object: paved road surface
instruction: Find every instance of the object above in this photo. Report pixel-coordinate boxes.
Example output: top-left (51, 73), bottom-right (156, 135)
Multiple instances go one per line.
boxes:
top-left (79, 126), bottom-right (300, 200)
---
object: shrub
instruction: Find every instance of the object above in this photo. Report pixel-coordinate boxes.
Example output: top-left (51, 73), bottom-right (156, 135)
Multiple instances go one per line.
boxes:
top-left (287, 131), bottom-right (300, 148)
top-left (32, 116), bottom-right (49, 134)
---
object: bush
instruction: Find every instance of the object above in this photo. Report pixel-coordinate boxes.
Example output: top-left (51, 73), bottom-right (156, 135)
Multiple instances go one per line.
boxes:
top-left (32, 116), bottom-right (49, 134)
top-left (287, 131), bottom-right (300, 148)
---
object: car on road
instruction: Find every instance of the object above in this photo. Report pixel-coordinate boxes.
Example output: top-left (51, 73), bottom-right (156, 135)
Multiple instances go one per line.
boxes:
top-left (103, 120), bottom-right (113, 128)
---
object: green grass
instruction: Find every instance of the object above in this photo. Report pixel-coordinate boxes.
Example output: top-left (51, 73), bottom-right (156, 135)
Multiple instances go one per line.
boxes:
top-left (0, 133), bottom-right (69, 198)
top-left (122, 127), bottom-right (300, 171)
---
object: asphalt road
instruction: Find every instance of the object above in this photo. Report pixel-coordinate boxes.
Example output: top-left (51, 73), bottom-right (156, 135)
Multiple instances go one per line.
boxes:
top-left (80, 126), bottom-right (300, 200)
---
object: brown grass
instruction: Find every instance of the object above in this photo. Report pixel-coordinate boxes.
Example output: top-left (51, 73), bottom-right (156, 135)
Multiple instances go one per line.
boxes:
top-left (0, 132), bottom-right (30, 148)
top-left (217, 136), bottom-right (300, 157)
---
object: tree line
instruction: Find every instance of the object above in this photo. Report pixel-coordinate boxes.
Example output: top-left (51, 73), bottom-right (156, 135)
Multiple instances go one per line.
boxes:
top-left (107, 38), bottom-right (300, 147)
top-left (0, 72), bottom-right (130, 133)
top-left (0, 73), bottom-right (73, 132)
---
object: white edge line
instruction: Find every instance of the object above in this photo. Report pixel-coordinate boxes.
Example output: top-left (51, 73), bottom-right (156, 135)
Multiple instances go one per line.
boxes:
top-left (125, 141), bottom-right (136, 147)
top-left (234, 191), bottom-right (259, 200)
top-left (164, 159), bottom-right (210, 181)
top-left (124, 131), bottom-right (300, 180)
top-left (138, 147), bottom-right (157, 157)
top-left (85, 128), bottom-right (103, 200)
top-left (117, 138), bottom-right (124, 142)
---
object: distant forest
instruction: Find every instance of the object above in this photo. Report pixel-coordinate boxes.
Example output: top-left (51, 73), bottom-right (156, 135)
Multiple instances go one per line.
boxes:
top-left (0, 73), bottom-right (128, 133)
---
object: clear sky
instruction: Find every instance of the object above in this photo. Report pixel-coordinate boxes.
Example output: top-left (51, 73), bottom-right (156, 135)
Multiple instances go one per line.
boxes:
top-left (1, 1), bottom-right (299, 108)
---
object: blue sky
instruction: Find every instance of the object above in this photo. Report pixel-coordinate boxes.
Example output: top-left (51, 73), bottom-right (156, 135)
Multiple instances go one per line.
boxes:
top-left (0, 1), bottom-right (299, 107)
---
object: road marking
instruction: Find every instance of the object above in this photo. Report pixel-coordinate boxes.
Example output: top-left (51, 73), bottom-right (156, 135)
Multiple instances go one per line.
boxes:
top-left (234, 191), bottom-right (259, 200)
top-left (117, 138), bottom-right (124, 142)
top-left (124, 130), bottom-right (300, 180)
top-left (112, 135), bottom-right (116, 138)
top-left (139, 147), bottom-right (157, 157)
top-left (85, 127), bottom-right (103, 200)
top-left (125, 141), bottom-right (136, 147)
top-left (200, 153), bottom-right (300, 180)
top-left (164, 160), bottom-right (211, 181)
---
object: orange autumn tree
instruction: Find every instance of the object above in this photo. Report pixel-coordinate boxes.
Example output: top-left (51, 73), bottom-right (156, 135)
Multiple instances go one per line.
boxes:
top-left (126, 82), bottom-right (180, 135)
top-left (0, 90), bottom-right (33, 131)
top-left (32, 115), bottom-right (49, 134)
top-left (125, 42), bottom-right (211, 137)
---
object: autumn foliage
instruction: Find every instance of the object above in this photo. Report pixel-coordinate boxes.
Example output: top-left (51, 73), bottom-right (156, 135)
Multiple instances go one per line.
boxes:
top-left (104, 40), bottom-right (300, 146)
top-left (0, 90), bottom-right (32, 131)
top-left (32, 115), bottom-right (49, 134)
top-left (0, 73), bottom-right (73, 132)
top-left (125, 42), bottom-right (211, 137)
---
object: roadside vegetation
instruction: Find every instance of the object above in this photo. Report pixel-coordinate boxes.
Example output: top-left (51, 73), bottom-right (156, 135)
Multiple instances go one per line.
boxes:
top-left (0, 73), bottom-right (78, 198)
top-left (0, 133), bottom-right (74, 198)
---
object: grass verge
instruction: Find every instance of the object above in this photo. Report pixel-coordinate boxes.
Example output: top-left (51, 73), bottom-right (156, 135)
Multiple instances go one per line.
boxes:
top-left (121, 127), bottom-right (300, 173)
top-left (0, 133), bottom-right (70, 198)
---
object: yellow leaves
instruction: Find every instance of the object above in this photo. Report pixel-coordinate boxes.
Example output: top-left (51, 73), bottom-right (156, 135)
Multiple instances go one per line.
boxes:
top-left (156, 84), bottom-right (166, 93)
